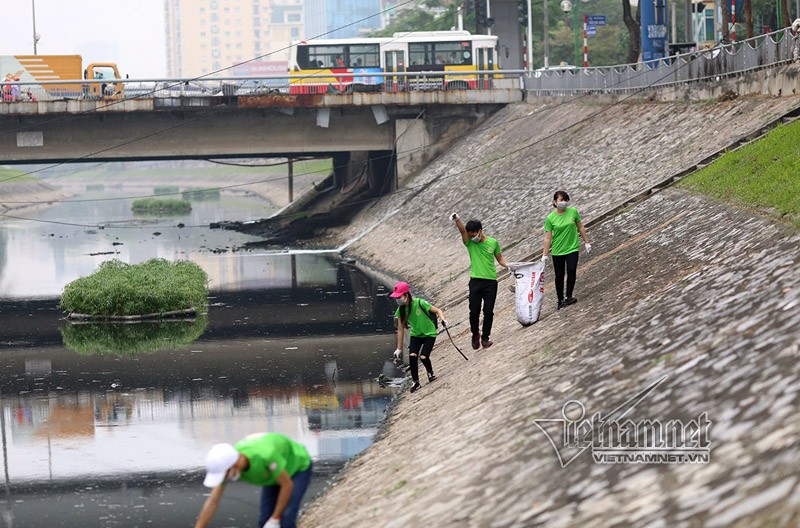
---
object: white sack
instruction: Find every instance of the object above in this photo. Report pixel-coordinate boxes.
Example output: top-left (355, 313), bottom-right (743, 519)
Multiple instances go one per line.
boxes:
top-left (510, 261), bottom-right (545, 326)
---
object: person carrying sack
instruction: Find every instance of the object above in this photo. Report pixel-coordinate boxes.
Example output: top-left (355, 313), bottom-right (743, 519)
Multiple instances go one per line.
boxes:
top-left (391, 281), bottom-right (447, 393)
top-left (541, 190), bottom-right (591, 310)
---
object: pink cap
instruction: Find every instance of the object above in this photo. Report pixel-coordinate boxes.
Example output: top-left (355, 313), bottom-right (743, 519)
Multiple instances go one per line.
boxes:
top-left (389, 281), bottom-right (410, 298)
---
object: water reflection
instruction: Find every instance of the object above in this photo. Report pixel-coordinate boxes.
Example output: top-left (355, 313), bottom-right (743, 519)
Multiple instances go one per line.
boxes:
top-left (61, 318), bottom-right (209, 356)
top-left (0, 189), bottom-right (271, 299)
top-left (0, 253), bottom-right (405, 527)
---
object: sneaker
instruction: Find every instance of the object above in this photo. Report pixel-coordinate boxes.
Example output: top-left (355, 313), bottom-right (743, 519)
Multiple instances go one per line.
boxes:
top-left (557, 299), bottom-right (565, 310)
top-left (565, 296), bottom-right (578, 306)
top-left (427, 371), bottom-right (437, 382)
top-left (471, 333), bottom-right (481, 350)
top-left (409, 381), bottom-right (421, 393)
top-left (481, 338), bottom-right (493, 349)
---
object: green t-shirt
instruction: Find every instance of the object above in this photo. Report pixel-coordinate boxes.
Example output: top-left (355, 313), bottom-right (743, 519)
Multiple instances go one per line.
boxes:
top-left (394, 297), bottom-right (437, 338)
top-left (235, 433), bottom-right (311, 487)
top-left (464, 236), bottom-right (501, 280)
top-left (544, 207), bottom-right (582, 256)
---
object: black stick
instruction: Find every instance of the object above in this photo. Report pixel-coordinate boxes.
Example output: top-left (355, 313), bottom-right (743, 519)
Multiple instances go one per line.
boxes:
top-left (442, 324), bottom-right (468, 361)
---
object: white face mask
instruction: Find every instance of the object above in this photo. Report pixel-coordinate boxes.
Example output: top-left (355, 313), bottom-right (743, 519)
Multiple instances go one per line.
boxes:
top-left (556, 201), bottom-right (569, 210)
top-left (395, 296), bottom-right (406, 305)
top-left (227, 467), bottom-right (241, 481)
top-left (470, 234), bottom-right (482, 243)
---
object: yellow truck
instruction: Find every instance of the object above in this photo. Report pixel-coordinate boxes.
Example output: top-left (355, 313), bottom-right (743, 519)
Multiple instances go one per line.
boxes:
top-left (1, 55), bottom-right (124, 101)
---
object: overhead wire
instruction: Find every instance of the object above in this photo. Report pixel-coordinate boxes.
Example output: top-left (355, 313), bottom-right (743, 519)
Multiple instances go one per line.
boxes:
top-left (0, 0), bottom-right (421, 139)
top-left (0, 43), bottom-right (688, 200)
top-left (0, 51), bottom-right (699, 231)
top-left (0, 2), bottom-right (453, 186)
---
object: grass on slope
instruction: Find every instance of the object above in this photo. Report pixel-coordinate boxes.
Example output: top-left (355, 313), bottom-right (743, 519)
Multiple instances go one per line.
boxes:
top-left (0, 167), bottom-right (37, 184)
top-left (678, 120), bottom-right (800, 228)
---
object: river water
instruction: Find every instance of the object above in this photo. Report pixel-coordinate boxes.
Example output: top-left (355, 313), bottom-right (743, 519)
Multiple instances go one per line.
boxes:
top-left (0, 185), bottom-right (403, 527)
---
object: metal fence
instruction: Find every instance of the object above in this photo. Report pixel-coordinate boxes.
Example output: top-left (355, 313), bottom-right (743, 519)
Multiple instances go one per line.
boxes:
top-left (1, 29), bottom-right (797, 107)
top-left (524, 28), bottom-right (799, 95)
top-left (0, 70), bottom-right (522, 106)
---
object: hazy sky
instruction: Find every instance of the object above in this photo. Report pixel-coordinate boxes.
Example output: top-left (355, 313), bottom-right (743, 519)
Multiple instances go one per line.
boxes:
top-left (0, 0), bottom-right (167, 78)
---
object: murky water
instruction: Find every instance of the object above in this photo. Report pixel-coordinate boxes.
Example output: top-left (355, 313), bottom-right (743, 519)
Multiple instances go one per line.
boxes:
top-left (0, 186), bottom-right (403, 526)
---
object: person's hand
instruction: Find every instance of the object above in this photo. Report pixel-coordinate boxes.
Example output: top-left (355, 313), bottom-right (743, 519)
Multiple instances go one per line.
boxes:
top-left (393, 348), bottom-right (402, 360)
top-left (541, 255), bottom-right (549, 264)
top-left (450, 212), bottom-right (459, 221)
top-left (585, 243), bottom-right (592, 254)
top-left (507, 263), bottom-right (517, 272)
top-left (441, 319), bottom-right (449, 328)
top-left (263, 518), bottom-right (281, 528)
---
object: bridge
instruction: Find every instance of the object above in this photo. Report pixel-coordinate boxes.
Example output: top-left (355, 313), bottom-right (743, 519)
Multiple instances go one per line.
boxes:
top-left (1, 28), bottom-right (797, 193)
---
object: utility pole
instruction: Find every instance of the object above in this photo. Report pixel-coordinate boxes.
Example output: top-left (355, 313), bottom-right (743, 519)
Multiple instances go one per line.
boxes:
top-left (527, 0), bottom-right (533, 71)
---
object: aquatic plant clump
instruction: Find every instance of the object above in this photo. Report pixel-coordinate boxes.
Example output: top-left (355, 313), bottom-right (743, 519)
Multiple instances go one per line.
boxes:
top-left (132, 198), bottom-right (192, 215)
top-left (60, 259), bottom-right (209, 317)
top-left (182, 188), bottom-right (221, 201)
top-left (154, 185), bottom-right (180, 196)
top-left (61, 317), bottom-right (208, 356)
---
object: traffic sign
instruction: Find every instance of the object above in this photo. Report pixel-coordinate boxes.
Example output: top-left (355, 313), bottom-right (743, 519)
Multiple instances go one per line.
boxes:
top-left (586, 25), bottom-right (597, 36)
top-left (587, 15), bottom-right (606, 26)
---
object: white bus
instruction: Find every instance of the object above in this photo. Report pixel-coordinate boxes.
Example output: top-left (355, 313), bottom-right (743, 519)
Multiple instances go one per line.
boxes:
top-left (288, 30), bottom-right (500, 94)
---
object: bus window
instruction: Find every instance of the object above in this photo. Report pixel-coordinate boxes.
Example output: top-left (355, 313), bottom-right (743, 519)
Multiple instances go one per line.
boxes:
top-left (348, 44), bottom-right (380, 67)
top-left (297, 45), bottom-right (347, 69)
top-left (409, 41), bottom-right (472, 67)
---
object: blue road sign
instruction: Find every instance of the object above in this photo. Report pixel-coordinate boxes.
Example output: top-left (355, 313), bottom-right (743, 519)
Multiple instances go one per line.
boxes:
top-left (586, 26), bottom-right (597, 36)
top-left (587, 15), bottom-right (606, 26)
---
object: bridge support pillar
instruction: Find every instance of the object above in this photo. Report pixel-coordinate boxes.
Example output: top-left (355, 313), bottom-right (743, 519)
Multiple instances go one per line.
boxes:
top-left (395, 118), bottom-right (430, 185)
top-left (332, 151), bottom-right (395, 197)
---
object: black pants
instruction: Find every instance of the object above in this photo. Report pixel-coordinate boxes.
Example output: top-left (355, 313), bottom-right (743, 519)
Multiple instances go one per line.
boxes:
top-left (468, 278), bottom-right (498, 339)
top-left (409, 336), bottom-right (435, 383)
top-left (551, 251), bottom-right (580, 301)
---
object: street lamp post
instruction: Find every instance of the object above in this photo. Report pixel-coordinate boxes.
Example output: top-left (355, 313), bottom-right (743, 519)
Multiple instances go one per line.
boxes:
top-left (32, 0), bottom-right (40, 55)
top-left (544, 0), bottom-right (550, 68)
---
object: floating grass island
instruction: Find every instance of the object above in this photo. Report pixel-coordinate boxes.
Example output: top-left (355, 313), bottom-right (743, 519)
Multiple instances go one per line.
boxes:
top-left (60, 259), bottom-right (209, 320)
top-left (132, 198), bottom-right (192, 215)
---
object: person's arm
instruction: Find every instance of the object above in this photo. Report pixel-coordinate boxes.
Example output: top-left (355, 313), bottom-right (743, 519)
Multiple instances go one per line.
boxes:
top-left (194, 483), bottom-right (226, 528)
top-left (429, 305), bottom-right (447, 327)
top-left (269, 470), bottom-right (294, 522)
top-left (395, 317), bottom-right (405, 351)
top-left (451, 213), bottom-right (469, 245)
top-left (576, 220), bottom-right (589, 244)
top-left (495, 252), bottom-right (510, 268)
top-left (543, 231), bottom-right (553, 258)
top-left (576, 220), bottom-right (592, 253)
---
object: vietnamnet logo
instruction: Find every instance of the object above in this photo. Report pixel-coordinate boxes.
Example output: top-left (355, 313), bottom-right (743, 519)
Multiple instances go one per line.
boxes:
top-left (534, 375), bottom-right (711, 467)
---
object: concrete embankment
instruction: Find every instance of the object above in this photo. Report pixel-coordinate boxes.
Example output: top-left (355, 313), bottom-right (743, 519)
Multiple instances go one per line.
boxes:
top-left (0, 181), bottom-right (69, 214)
top-left (299, 96), bottom-right (800, 526)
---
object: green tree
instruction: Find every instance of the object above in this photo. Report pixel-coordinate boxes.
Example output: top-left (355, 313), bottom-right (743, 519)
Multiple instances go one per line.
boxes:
top-left (370, 1), bottom-right (461, 37)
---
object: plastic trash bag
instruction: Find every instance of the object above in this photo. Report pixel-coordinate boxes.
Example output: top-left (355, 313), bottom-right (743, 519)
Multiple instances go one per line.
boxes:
top-left (510, 261), bottom-right (545, 326)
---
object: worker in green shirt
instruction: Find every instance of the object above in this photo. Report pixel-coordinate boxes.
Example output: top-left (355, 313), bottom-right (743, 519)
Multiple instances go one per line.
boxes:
top-left (195, 432), bottom-right (312, 528)
top-left (542, 190), bottom-right (591, 310)
top-left (391, 281), bottom-right (448, 393)
top-left (451, 213), bottom-right (511, 350)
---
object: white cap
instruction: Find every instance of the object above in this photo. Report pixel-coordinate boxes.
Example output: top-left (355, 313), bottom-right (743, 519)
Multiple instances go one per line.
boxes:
top-left (203, 443), bottom-right (240, 488)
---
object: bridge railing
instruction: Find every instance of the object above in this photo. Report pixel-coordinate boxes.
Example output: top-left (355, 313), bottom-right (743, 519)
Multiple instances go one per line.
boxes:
top-left (0, 70), bottom-right (525, 108)
top-left (525, 28), bottom-right (799, 95)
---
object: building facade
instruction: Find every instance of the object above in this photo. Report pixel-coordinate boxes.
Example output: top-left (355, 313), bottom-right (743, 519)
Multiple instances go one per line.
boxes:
top-left (164, 0), bottom-right (304, 77)
top-left (303, 0), bottom-right (383, 40)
